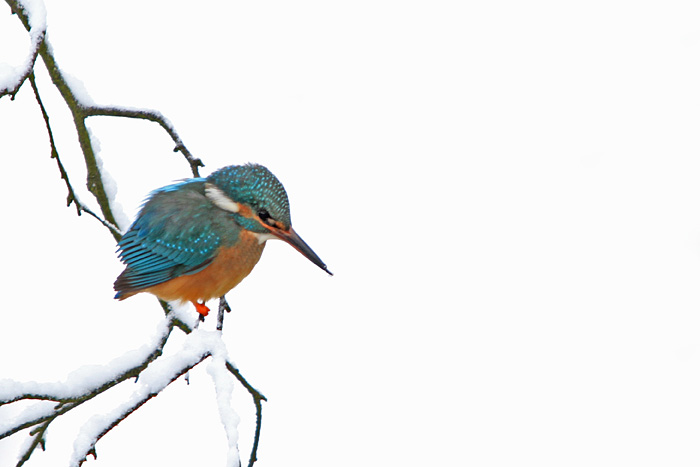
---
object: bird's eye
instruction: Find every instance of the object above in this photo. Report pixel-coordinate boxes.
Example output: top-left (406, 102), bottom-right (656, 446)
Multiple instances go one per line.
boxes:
top-left (257, 209), bottom-right (272, 224)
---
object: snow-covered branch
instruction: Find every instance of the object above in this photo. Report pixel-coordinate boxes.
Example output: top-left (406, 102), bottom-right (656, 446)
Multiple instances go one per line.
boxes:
top-left (0, 321), bottom-right (172, 465)
top-left (208, 355), bottom-right (241, 467)
top-left (1, 313), bottom-right (266, 467)
top-left (1, 0), bottom-right (46, 99)
top-left (0, 321), bottom-right (173, 407)
top-left (2, 1), bottom-right (268, 466)
top-left (70, 329), bottom-right (222, 467)
top-left (4, 0), bottom-right (201, 240)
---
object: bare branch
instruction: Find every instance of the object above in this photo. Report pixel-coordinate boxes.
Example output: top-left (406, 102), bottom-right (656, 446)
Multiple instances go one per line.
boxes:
top-left (28, 72), bottom-right (123, 238)
top-left (226, 361), bottom-right (267, 467)
top-left (82, 105), bottom-right (204, 177)
top-left (217, 296), bottom-right (231, 331)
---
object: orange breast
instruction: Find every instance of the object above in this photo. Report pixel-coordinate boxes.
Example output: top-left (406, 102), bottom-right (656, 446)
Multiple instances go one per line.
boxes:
top-left (144, 231), bottom-right (266, 303)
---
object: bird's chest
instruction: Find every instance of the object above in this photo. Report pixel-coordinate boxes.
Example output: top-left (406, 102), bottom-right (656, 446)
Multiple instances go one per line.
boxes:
top-left (159, 230), bottom-right (267, 302)
top-left (203, 231), bottom-right (267, 296)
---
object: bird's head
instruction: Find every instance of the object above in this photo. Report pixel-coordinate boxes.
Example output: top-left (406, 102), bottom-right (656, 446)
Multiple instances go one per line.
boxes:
top-left (206, 164), bottom-right (332, 275)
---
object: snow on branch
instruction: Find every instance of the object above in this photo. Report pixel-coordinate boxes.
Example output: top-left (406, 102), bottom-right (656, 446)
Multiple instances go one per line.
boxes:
top-left (0, 321), bottom-right (173, 405)
top-left (28, 72), bottom-right (124, 237)
top-left (70, 329), bottom-right (224, 467)
top-left (4, 0), bottom-right (202, 240)
top-left (1, 0), bottom-right (46, 99)
top-left (208, 352), bottom-right (241, 467)
top-left (3, 2), bottom-right (268, 466)
top-left (1, 314), bottom-right (265, 467)
top-left (0, 320), bottom-right (174, 464)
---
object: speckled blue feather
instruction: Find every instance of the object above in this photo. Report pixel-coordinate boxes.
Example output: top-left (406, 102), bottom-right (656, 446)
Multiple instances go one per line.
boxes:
top-left (114, 179), bottom-right (234, 297)
top-left (114, 164), bottom-right (296, 299)
top-left (209, 164), bottom-right (291, 229)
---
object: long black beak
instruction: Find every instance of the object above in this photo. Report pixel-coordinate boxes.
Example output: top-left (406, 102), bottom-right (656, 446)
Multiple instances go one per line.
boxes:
top-left (274, 227), bottom-right (333, 276)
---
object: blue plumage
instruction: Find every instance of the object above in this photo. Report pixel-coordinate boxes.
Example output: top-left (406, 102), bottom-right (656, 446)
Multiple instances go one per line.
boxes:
top-left (113, 163), bottom-right (331, 311)
top-left (114, 179), bottom-right (232, 297)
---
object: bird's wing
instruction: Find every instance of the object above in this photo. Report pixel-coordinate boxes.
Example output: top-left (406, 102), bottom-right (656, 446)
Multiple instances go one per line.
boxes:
top-left (114, 180), bottom-right (232, 295)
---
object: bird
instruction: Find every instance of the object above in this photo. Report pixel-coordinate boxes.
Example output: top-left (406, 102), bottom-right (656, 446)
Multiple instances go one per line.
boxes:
top-left (114, 163), bottom-right (331, 316)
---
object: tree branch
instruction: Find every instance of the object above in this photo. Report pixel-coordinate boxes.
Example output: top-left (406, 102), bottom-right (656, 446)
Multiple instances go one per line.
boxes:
top-left (217, 296), bottom-right (231, 331)
top-left (1, 0), bottom-right (45, 99)
top-left (72, 351), bottom-right (211, 467)
top-left (3, 3), bottom-right (267, 466)
top-left (6, 0), bottom-right (121, 240)
top-left (28, 72), bottom-right (122, 238)
top-left (0, 322), bottom-right (173, 409)
top-left (82, 105), bottom-right (204, 178)
top-left (226, 361), bottom-right (267, 467)
top-left (0, 402), bottom-right (63, 441)
top-left (16, 418), bottom-right (51, 467)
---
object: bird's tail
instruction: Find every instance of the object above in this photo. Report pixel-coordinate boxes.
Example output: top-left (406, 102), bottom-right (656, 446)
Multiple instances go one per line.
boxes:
top-left (113, 269), bottom-right (139, 300)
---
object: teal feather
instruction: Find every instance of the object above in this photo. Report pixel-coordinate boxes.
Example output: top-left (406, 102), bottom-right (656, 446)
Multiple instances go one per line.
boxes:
top-left (114, 179), bottom-right (240, 297)
top-left (208, 164), bottom-right (291, 230)
top-left (113, 164), bottom-right (306, 300)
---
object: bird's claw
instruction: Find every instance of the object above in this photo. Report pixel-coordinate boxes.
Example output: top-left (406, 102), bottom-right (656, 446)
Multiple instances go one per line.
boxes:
top-left (194, 300), bottom-right (210, 317)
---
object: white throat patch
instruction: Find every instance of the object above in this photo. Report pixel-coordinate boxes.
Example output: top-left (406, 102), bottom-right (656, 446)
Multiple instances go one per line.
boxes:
top-left (205, 183), bottom-right (240, 213)
top-left (253, 232), bottom-right (278, 244)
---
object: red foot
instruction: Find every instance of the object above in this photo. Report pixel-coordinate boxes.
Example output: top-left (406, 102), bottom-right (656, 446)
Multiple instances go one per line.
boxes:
top-left (193, 301), bottom-right (210, 316)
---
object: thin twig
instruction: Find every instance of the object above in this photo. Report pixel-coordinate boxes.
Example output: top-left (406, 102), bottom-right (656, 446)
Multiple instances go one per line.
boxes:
top-left (226, 362), bottom-right (266, 467)
top-left (217, 296), bottom-right (230, 331)
top-left (8, 0), bottom-right (121, 240)
top-left (16, 418), bottom-right (51, 467)
top-left (159, 299), bottom-right (195, 334)
top-left (0, 404), bottom-right (64, 441)
top-left (82, 105), bottom-right (204, 177)
top-left (28, 72), bottom-right (122, 239)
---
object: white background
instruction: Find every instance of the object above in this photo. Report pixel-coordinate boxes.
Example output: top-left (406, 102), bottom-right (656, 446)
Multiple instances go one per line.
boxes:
top-left (2, 0), bottom-right (700, 466)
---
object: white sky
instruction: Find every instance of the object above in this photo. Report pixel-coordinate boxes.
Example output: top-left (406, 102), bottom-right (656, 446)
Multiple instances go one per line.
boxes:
top-left (2, 0), bottom-right (700, 466)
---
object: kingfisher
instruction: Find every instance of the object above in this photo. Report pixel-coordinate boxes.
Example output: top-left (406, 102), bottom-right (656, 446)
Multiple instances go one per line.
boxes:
top-left (114, 163), bottom-right (331, 316)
